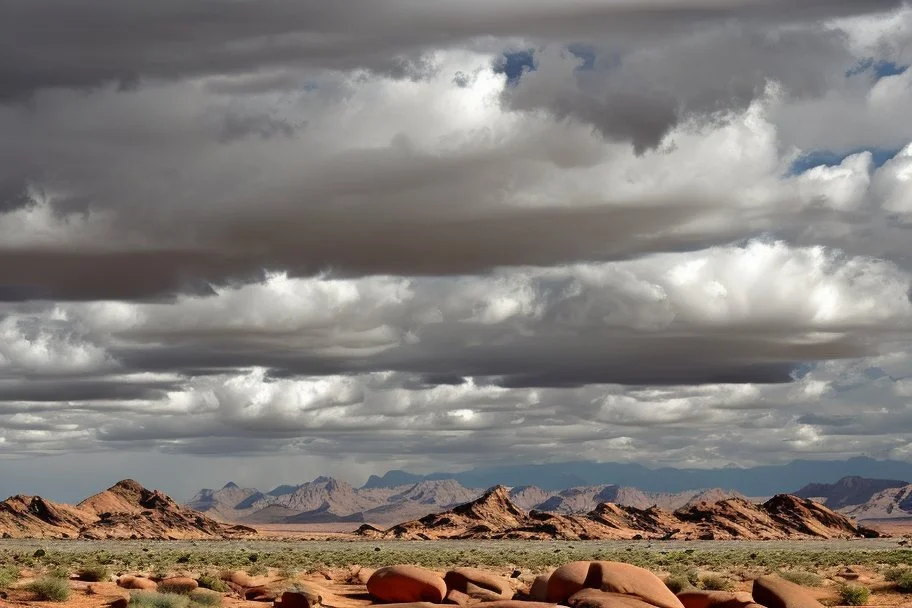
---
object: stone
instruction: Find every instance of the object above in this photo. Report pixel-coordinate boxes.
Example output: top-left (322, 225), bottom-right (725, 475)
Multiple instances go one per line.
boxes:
top-left (368, 565), bottom-right (448, 603)
top-left (530, 575), bottom-right (552, 602)
top-left (444, 589), bottom-right (473, 605)
top-left (280, 588), bottom-right (322, 608)
top-left (245, 586), bottom-right (279, 602)
top-left (221, 570), bottom-right (254, 587)
top-left (677, 591), bottom-right (759, 608)
top-left (117, 576), bottom-right (158, 591)
top-left (469, 602), bottom-right (562, 608)
top-left (159, 577), bottom-right (198, 593)
top-left (569, 589), bottom-right (661, 608)
top-left (547, 561), bottom-right (684, 608)
top-left (752, 576), bottom-right (825, 608)
top-left (109, 598), bottom-right (129, 608)
top-left (444, 568), bottom-right (513, 601)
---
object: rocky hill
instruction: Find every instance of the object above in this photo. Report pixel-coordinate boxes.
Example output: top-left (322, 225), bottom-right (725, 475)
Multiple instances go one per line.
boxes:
top-left (0, 480), bottom-right (256, 539)
top-left (187, 477), bottom-right (752, 525)
top-left (794, 476), bottom-right (909, 509)
top-left (357, 486), bottom-right (881, 540)
top-left (841, 484), bottom-right (912, 520)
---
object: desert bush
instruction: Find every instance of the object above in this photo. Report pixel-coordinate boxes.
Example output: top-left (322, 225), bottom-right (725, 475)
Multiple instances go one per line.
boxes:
top-left (247, 563), bottom-right (267, 576)
top-left (48, 566), bottom-right (70, 579)
top-left (278, 567), bottom-right (298, 580)
top-left (838, 584), bottom-right (870, 606)
top-left (130, 592), bottom-right (190, 608)
top-left (700, 574), bottom-right (734, 591)
top-left (777, 570), bottom-right (822, 587)
top-left (196, 574), bottom-right (228, 592)
top-left (894, 570), bottom-right (912, 593)
top-left (158, 580), bottom-right (197, 595)
top-left (26, 577), bottom-right (71, 602)
top-left (664, 575), bottom-right (693, 594)
top-left (189, 590), bottom-right (222, 607)
top-left (77, 563), bottom-right (109, 581)
top-left (0, 567), bottom-right (20, 589)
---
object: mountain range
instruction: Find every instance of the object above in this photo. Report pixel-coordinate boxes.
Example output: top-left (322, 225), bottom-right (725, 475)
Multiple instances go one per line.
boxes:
top-left (356, 485), bottom-right (880, 541)
top-left (361, 457), bottom-right (912, 494)
top-left (186, 458), bottom-right (912, 526)
top-left (186, 477), bottom-right (752, 526)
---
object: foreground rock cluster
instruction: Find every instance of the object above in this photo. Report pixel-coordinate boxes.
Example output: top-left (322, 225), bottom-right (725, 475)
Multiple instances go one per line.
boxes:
top-left (0, 480), bottom-right (255, 539)
top-left (101, 561), bottom-right (834, 608)
top-left (357, 486), bottom-right (880, 541)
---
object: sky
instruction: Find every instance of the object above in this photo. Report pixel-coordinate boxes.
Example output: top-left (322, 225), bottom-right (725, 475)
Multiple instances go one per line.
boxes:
top-left (4, 0), bottom-right (912, 502)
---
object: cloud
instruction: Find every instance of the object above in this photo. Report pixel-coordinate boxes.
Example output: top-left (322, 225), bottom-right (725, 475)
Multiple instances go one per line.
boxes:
top-left (4, 0), bottom-right (912, 491)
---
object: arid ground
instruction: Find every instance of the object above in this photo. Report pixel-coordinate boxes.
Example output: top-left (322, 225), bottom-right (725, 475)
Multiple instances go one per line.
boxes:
top-left (4, 538), bottom-right (912, 608)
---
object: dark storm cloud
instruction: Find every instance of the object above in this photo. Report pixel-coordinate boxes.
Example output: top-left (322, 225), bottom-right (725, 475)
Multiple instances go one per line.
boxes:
top-left (0, 0), bottom-right (903, 100)
top-left (0, 202), bottom-right (710, 301)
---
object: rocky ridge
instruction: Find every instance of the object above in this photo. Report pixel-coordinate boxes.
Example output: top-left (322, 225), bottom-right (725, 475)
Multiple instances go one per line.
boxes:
top-left (357, 486), bottom-right (881, 540)
top-left (0, 479), bottom-right (256, 539)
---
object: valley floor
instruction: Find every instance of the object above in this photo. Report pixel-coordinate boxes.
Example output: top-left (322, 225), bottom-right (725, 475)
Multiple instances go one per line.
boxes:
top-left (3, 539), bottom-right (912, 608)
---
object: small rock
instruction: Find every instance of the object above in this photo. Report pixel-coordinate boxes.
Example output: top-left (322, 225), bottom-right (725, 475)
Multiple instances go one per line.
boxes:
top-left (117, 575), bottom-right (158, 591)
top-left (245, 586), bottom-right (279, 602)
top-left (109, 598), bottom-right (129, 608)
top-left (160, 577), bottom-right (198, 593)
top-left (752, 576), bottom-right (824, 608)
top-left (279, 587), bottom-right (322, 608)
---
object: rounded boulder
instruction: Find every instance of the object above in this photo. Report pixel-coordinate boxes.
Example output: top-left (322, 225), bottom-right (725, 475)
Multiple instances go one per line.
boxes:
top-left (444, 568), bottom-right (513, 601)
top-left (569, 589), bottom-right (662, 608)
top-left (368, 565), bottom-right (448, 604)
top-left (678, 591), bottom-right (759, 608)
top-left (159, 577), bottom-right (199, 594)
top-left (117, 576), bottom-right (158, 591)
top-left (547, 561), bottom-right (683, 608)
top-left (752, 576), bottom-right (824, 608)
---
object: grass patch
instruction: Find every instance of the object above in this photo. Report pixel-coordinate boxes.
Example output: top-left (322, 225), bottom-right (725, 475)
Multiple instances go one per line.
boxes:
top-left (0, 567), bottom-right (20, 589)
top-left (130, 592), bottom-right (190, 608)
top-left (76, 563), bottom-right (109, 582)
top-left (47, 566), bottom-right (69, 579)
top-left (700, 573), bottom-right (734, 591)
top-left (894, 570), bottom-right (912, 593)
top-left (777, 570), bottom-right (823, 587)
top-left (189, 590), bottom-right (222, 607)
top-left (247, 563), bottom-right (267, 576)
top-left (25, 577), bottom-right (71, 602)
top-left (196, 574), bottom-right (229, 593)
top-left (158, 581), bottom-right (197, 595)
top-left (838, 584), bottom-right (870, 606)
top-left (664, 575), bottom-right (693, 594)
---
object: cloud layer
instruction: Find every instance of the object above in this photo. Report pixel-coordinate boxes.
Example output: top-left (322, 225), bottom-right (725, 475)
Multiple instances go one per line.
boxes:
top-left (3, 0), bottom-right (912, 497)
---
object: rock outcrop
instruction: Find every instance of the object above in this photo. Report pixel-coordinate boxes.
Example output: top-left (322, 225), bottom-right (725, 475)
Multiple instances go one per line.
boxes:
top-left (358, 486), bottom-right (882, 540)
top-left (0, 479), bottom-right (256, 539)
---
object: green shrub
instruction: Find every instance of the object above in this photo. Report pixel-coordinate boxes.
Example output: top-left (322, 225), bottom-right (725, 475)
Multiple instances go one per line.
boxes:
top-left (158, 581), bottom-right (196, 595)
top-left (25, 577), bottom-right (71, 602)
top-left (838, 584), bottom-right (870, 606)
top-left (895, 570), bottom-right (912, 593)
top-left (196, 574), bottom-right (228, 593)
top-left (664, 575), bottom-right (693, 594)
top-left (700, 574), bottom-right (734, 591)
top-left (778, 570), bottom-right (822, 587)
top-left (0, 567), bottom-right (20, 589)
top-left (884, 566), bottom-right (907, 582)
top-left (77, 564), bottom-right (109, 582)
top-left (247, 563), bottom-right (267, 576)
top-left (189, 590), bottom-right (222, 607)
top-left (129, 592), bottom-right (190, 608)
top-left (48, 566), bottom-right (70, 579)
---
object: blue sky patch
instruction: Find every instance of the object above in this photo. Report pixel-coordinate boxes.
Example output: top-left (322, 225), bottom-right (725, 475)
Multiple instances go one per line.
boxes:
top-left (846, 58), bottom-right (909, 80)
top-left (494, 50), bottom-right (536, 85)
top-left (789, 146), bottom-right (903, 176)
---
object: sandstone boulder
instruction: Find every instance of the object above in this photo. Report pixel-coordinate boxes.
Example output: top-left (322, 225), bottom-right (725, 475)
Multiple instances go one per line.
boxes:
top-left (444, 568), bottom-right (513, 601)
top-left (245, 586), bottom-right (279, 602)
top-left (547, 561), bottom-right (683, 608)
top-left (530, 574), bottom-right (552, 602)
top-left (221, 570), bottom-right (254, 587)
top-left (159, 577), bottom-right (198, 593)
top-left (677, 591), bottom-right (759, 608)
top-left (569, 589), bottom-right (662, 608)
top-left (117, 576), bottom-right (157, 591)
top-left (368, 566), bottom-right (448, 604)
top-left (280, 588), bottom-right (322, 608)
top-left (752, 576), bottom-right (824, 608)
